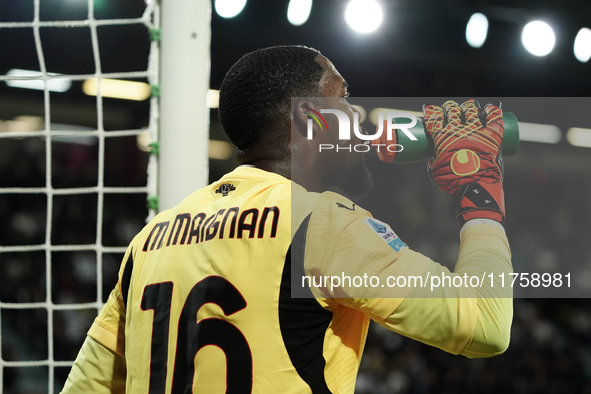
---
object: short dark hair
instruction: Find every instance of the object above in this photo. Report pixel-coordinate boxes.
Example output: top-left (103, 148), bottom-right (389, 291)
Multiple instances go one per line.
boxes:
top-left (219, 45), bottom-right (325, 151)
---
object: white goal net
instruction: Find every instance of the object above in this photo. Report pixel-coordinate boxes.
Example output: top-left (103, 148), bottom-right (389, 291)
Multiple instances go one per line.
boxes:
top-left (0, 0), bottom-right (160, 392)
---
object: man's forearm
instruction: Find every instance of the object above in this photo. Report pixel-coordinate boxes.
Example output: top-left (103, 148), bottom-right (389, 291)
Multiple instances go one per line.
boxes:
top-left (376, 222), bottom-right (513, 358)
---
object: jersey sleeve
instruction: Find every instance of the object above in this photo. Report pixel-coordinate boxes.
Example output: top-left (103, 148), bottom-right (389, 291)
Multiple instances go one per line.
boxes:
top-left (60, 241), bottom-right (136, 392)
top-left (304, 193), bottom-right (513, 358)
top-left (87, 241), bottom-right (136, 356)
top-left (60, 336), bottom-right (126, 394)
top-left (370, 222), bottom-right (512, 358)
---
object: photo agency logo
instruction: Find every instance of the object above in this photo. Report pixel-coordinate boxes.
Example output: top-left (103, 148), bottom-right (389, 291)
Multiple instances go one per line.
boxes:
top-left (303, 106), bottom-right (418, 154)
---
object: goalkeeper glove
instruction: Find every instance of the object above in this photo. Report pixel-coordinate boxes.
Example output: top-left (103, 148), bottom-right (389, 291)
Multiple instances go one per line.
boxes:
top-left (423, 99), bottom-right (505, 226)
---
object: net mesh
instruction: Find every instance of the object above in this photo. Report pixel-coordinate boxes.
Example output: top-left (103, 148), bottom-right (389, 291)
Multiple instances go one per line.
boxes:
top-left (0, 0), bottom-right (160, 392)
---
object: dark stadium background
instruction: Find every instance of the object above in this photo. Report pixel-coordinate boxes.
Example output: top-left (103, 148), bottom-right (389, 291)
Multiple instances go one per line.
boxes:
top-left (1, 0), bottom-right (591, 393)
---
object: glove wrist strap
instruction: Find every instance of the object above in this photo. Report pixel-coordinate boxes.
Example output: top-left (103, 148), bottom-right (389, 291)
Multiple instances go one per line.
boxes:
top-left (452, 182), bottom-right (505, 227)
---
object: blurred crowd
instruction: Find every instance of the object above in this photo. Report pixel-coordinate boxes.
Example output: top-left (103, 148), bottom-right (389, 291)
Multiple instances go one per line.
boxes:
top-left (2, 134), bottom-right (591, 393)
top-left (357, 298), bottom-right (591, 394)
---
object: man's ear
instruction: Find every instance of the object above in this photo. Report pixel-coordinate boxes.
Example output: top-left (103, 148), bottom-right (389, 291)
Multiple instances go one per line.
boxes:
top-left (292, 99), bottom-right (318, 139)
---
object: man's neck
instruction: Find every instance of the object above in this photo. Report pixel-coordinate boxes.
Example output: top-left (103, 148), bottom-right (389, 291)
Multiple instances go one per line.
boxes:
top-left (238, 159), bottom-right (291, 180)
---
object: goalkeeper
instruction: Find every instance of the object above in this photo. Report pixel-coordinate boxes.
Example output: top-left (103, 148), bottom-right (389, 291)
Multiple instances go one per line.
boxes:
top-left (61, 46), bottom-right (512, 394)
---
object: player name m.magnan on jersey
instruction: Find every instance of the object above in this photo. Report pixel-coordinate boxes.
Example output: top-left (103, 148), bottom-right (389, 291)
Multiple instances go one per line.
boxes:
top-left (142, 205), bottom-right (281, 252)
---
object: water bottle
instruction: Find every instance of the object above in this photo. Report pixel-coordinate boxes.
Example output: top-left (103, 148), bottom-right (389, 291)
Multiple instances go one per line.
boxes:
top-left (373, 112), bottom-right (519, 163)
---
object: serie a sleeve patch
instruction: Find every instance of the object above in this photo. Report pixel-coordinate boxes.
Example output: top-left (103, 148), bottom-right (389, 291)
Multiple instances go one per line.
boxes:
top-left (363, 217), bottom-right (408, 252)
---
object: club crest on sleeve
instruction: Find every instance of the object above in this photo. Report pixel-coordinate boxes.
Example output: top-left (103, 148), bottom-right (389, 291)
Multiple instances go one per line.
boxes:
top-left (363, 218), bottom-right (408, 252)
top-left (215, 183), bottom-right (236, 197)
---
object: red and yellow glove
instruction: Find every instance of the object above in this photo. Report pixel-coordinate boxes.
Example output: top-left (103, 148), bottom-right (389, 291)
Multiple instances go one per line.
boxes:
top-left (423, 99), bottom-right (505, 226)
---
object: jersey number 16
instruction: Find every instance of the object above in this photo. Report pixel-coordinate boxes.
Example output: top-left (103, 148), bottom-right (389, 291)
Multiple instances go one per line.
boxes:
top-left (140, 276), bottom-right (253, 393)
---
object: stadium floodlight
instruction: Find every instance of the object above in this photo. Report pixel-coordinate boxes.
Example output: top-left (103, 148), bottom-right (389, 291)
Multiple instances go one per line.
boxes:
top-left (567, 127), bottom-right (591, 148)
top-left (5, 69), bottom-right (72, 92)
top-left (287, 0), bottom-right (312, 26)
top-left (519, 122), bottom-right (561, 144)
top-left (466, 13), bottom-right (488, 48)
top-left (574, 27), bottom-right (591, 63)
top-left (82, 78), bottom-right (152, 101)
top-left (344, 0), bottom-right (383, 34)
top-left (208, 139), bottom-right (234, 160)
top-left (522, 21), bottom-right (555, 56)
top-left (206, 89), bottom-right (220, 108)
top-left (215, 0), bottom-right (247, 18)
top-left (368, 107), bottom-right (423, 125)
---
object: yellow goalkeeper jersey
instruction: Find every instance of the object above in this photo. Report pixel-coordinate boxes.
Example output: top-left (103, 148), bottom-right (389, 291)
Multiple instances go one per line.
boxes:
top-left (66, 166), bottom-right (513, 394)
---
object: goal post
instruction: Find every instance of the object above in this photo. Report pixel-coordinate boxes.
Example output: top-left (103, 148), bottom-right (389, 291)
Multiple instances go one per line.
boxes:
top-left (158, 0), bottom-right (211, 211)
top-left (0, 0), bottom-right (213, 392)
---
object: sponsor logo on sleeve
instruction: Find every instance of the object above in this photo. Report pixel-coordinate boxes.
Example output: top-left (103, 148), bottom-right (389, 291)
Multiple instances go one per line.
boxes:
top-left (363, 217), bottom-right (408, 252)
